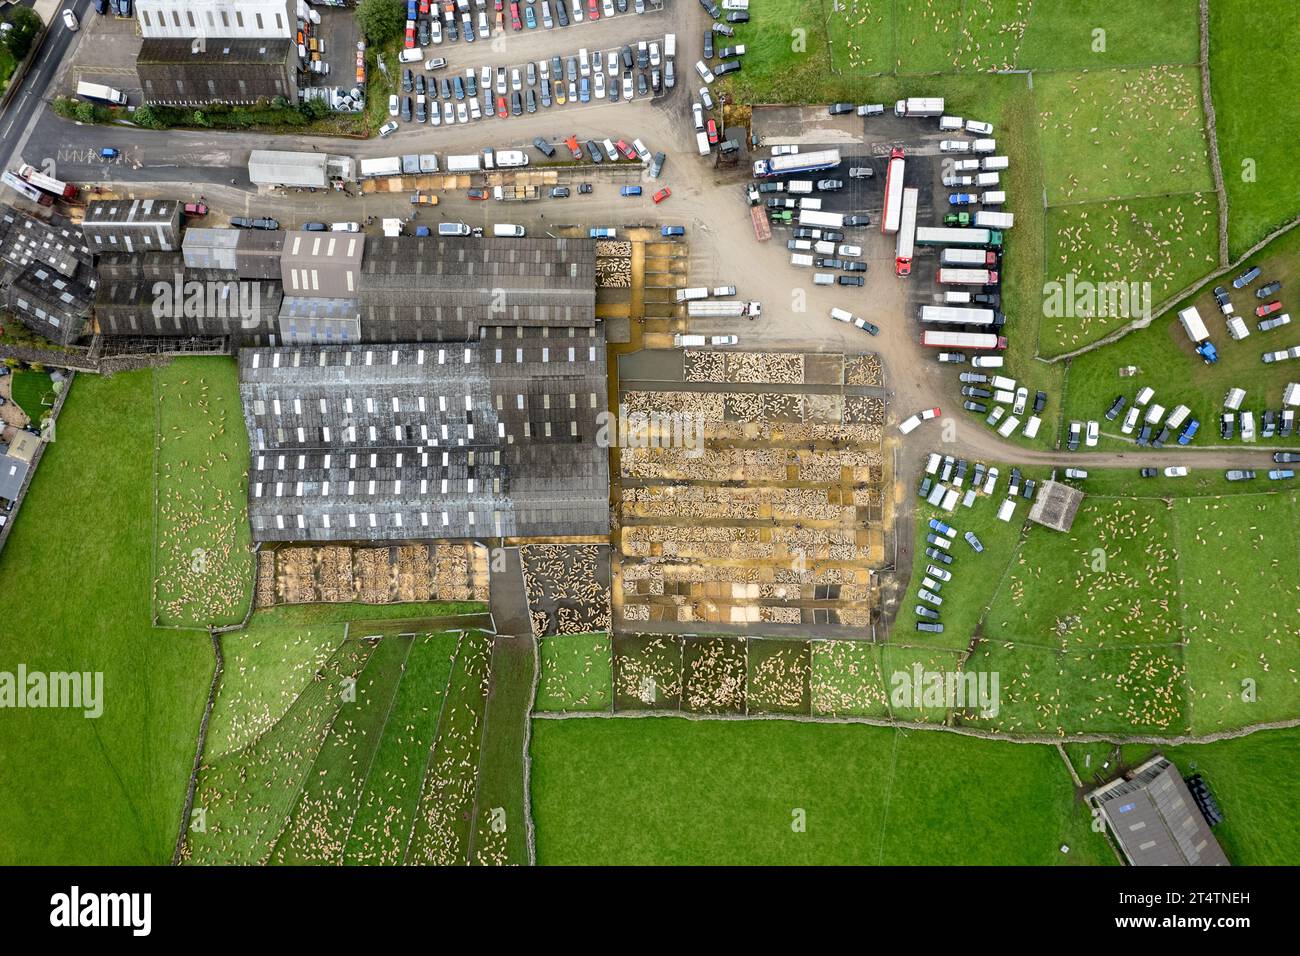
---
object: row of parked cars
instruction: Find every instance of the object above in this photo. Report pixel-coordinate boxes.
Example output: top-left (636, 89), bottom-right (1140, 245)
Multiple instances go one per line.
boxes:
top-left (404, 0), bottom-right (650, 50)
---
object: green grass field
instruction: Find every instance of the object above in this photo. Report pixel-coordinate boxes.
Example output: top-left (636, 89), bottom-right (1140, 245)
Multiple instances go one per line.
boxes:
top-left (7, 369), bottom-right (55, 420)
top-left (532, 718), bottom-right (1114, 865)
top-left (1040, 193), bottom-right (1220, 355)
top-left (809, 640), bottom-right (890, 716)
top-left (469, 635), bottom-right (536, 865)
top-left (0, 370), bottom-right (213, 865)
top-left (1208, 0), bottom-right (1300, 255)
top-left (1061, 223), bottom-right (1300, 441)
top-left (535, 631), bottom-right (612, 712)
top-left (152, 358), bottom-right (253, 628)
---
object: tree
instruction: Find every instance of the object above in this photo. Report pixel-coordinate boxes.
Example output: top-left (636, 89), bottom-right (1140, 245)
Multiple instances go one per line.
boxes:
top-left (1, 8), bottom-right (42, 61)
top-left (74, 101), bottom-right (96, 124)
top-left (355, 0), bottom-right (404, 46)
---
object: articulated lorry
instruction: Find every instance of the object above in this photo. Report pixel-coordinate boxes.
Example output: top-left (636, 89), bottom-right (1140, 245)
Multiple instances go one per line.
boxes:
top-left (915, 226), bottom-right (1003, 248)
top-left (882, 147), bottom-right (906, 234)
top-left (687, 300), bottom-right (762, 317)
top-left (895, 186), bottom-right (918, 276)
top-left (752, 148), bottom-right (841, 178)
top-left (936, 268), bottom-right (998, 286)
top-left (895, 97), bottom-right (945, 117)
top-left (920, 330), bottom-right (1007, 350)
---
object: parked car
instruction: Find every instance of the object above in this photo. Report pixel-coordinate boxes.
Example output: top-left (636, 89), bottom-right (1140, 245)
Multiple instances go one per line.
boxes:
top-left (550, 186), bottom-right (571, 198)
top-left (828, 102), bottom-right (855, 115)
top-left (1232, 265), bottom-right (1261, 289)
top-left (963, 531), bottom-right (984, 553)
top-left (1256, 280), bottom-right (1282, 298)
top-left (937, 352), bottom-right (966, 364)
top-left (1255, 301), bottom-right (1283, 317)
top-left (848, 167), bottom-right (874, 179)
top-left (652, 188), bottom-right (671, 204)
top-left (230, 216), bottom-right (279, 230)
top-left (1164, 466), bottom-right (1189, 478)
top-left (838, 275), bottom-right (864, 287)
top-left (962, 401), bottom-right (987, 413)
top-left (1226, 469), bottom-right (1256, 481)
top-left (1273, 452), bottom-right (1300, 463)
top-left (1104, 395), bottom-right (1127, 421)
top-left (816, 179), bottom-right (843, 191)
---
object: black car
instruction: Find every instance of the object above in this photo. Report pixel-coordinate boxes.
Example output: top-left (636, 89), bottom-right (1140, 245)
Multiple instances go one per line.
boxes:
top-left (918, 476), bottom-right (933, 498)
top-left (961, 386), bottom-right (991, 398)
top-left (1256, 280), bottom-right (1282, 298)
top-left (578, 183), bottom-right (593, 194)
top-left (511, 91), bottom-right (523, 116)
top-left (303, 222), bottom-right (327, 231)
top-left (1104, 395), bottom-right (1127, 420)
top-left (915, 605), bottom-right (940, 620)
top-left (703, 32), bottom-right (713, 58)
top-left (637, 72), bottom-right (649, 95)
top-left (526, 89), bottom-right (537, 113)
top-left (1273, 452), bottom-right (1300, 463)
top-left (1140, 467), bottom-right (1157, 478)
top-left (1213, 285), bottom-right (1231, 307)
top-left (963, 401), bottom-right (987, 413)
top-left (440, 78), bottom-right (452, 99)
top-left (556, 0), bottom-right (569, 26)
top-left (621, 46), bottom-right (634, 70)
top-left (713, 59), bottom-right (742, 76)
top-left (230, 216), bottom-right (278, 230)
top-left (415, 74), bottom-right (426, 96)
top-left (820, 229), bottom-right (844, 242)
top-left (817, 257), bottom-right (845, 270)
top-left (1033, 390), bottom-right (1047, 413)
top-left (1021, 479), bottom-right (1036, 500)
top-left (842, 215), bottom-right (870, 227)
top-left (1136, 423), bottom-right (1153, 446)
top-left (828, 102), bottom-right (855, 115)
top-left (587, 141), bottom-right (603, 163)
top-left (418, 19), bottom-right (430, 45)
top-left (1152, 426), bottom-right (1170, 448)
top-left (924, 547), bottom-right (953, 565)
top-left (838, 275), bottom-right (865, 287)
top-left (971, 292), bottom-right (1000, 306)
top-left (402, 69), bottom-right (413, 93)
top-left (698, 0), bottom-right (720, 17)
top-left (533, 137), bottom-right (556, 157)
top-left (726, 11), bottom-right (749, 22)
top-left (401, 97), bottom-right (412, 122)
top-left (843, 261), bottom-right (867, 272)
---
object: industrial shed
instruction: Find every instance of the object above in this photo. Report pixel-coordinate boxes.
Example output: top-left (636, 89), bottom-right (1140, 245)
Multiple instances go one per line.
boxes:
top-left (183, 228), bottom-right (286, 280)
top-left (80, 198), bottom-right (183, 253)
top-left (248, 150), bottom-right (355, 189)
top-left (1027, 479), bottom-right (1084, 532)
top-left (280, 231), bottom-right (364, 299)
top-left (356, 236), bottom-right (597, 342)
top-left (137, 38), bottom-right (297, 106)
top-left (1090, 756), bottom-right (1229, 866)
top-left (238, 333), bottom-right (610, 544)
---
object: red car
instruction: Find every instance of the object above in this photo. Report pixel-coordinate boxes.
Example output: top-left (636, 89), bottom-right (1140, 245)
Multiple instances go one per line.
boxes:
top-left (468, 188), bottom-right (489, 200)
top-left (706, 119), bottom-right (719, 145)
top-left (183, 202), bottom-right (208, 217)
top-left (496, 96), bottom-right (508, 118)
top-left (404, 25), bottom-right (416, 48)
top-left (1256, 301), bottom-right (1283, 317)
top-left (587, 0), bottom-right (599, 18)
top-left (564, 135), bottom-right (582, 159)
top-left (510, 2), bottom-right (521, 29)
top-left (615, 139), bottom-right (637, 160)
top-left (652, 188), bottom-right (671, 204)
top-left (419, 0), bottom-right (429, 11)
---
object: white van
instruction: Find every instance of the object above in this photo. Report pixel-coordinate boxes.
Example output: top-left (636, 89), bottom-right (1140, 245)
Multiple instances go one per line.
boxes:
top-left (991, 375), bottom-right (1016, 391)
top-left (972, 138), bottom-right (996, 153)
top-left (939, 140), bottom-right (971, 153)
top-left (1240, 410), bottom-right (1256, 442)
top-left (492, 224), bottom-right (526, 237)
top-left (790, 253), bottom-right (814, 268)
top-left (330, 221), bottom-right (360, 232)
top-left (438, 222), bottom-right (472, 237)
top-left (399, 47), bottom-right (424, 64)
top-left (938, 116), bottom-right (964, 131)
top-left (812, 272), bottom-right (835, 286)
top-left (970, 355), bottom-right (1004, 368)
top-left (664, 33), bottom-right (676, 58)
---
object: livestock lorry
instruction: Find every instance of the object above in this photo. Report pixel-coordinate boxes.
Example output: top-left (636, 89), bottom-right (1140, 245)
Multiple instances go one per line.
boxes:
top-left (687, 300), bottom-right (762, 317)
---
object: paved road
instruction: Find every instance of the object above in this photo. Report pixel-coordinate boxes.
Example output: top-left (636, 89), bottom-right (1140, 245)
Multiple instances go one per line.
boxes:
top-left (0, 0), bottom-right (92, 170)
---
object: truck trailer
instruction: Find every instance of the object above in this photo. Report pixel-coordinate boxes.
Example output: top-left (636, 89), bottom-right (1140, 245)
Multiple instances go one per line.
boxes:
top-left (445, 153), bottom-right (483, 173)
top-left (916, 226), bottom-right (1003, 248)
top-left (936, 268), bottom-right (998, 286)
top-left (16, 164), bottom-right (77, 200)
top-left (973, 210), bottom-right (1014, 229)
top-left (797, 209), bottom-right (845, 229)
top-left (76, 81), bottom-right (128, 105)
top-left (921, 330), bottom-right (1007, 350)
top-left (895, 187), bottom-right (918, 276)
top-left (1177, 306), bottom-right (1219, 363)
top-left (687, 300), bottom-right (763, 318)
top-left (753, 148), bottom-right (841, 178)
top-left (359, 157), bottom-right (402, 178)
top-left (882, 147), bottom-right (906, 234)
top-left (941, 248), bottom-right (998, 267)
top-left (894, 97), bottom-right (945, 117)
top-left (919, 305), bottom-right (1002, 326)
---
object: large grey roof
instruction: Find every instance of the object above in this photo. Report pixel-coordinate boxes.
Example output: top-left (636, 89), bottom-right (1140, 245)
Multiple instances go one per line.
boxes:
top-left (239, 332), bottom-right (610, 543)
top-left (1091, 755), bottom-right (1230, 866)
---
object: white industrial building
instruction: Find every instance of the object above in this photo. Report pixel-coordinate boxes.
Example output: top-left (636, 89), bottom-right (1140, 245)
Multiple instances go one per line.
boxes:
top-left (248, 150), bottom-right (355, 189)
top-left (137, 0), bottom-right (294, 39)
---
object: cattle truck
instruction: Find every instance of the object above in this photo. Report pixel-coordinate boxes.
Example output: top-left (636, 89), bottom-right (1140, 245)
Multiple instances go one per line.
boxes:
top-left (882, 147), bottom-right (906, 234)
top-left (915, 226), bottom-right (1003, 248)
top-left (941, 248), bottom-right (998, 267)
top-left (895, 187), bottom-right (918, 276)
top-left (920, 330), bottom-right (1007, 350)
top-left (894, 97), bottom-right (945, 117)
top-left (687, 300), bottom-right (763, 317)
top-left (936, 268), bottom-right (998, 286)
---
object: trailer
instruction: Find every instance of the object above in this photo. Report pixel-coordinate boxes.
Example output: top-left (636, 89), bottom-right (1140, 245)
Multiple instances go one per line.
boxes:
top-left (786, 180), bottom-right (814, 195)
top-left (882, 147), bottom-right (906, 234)
top-left (1177, 306), bottom-right (1219, 363)
top-left (687, 300), bottom-right (762, 317)
top-left (749, 204), bottom-right (771, 242)
top-left (895, 187), bottom-right (918, 276)
top-left (16, 164), bottom-right (77, 200)
top-left (1, 171), bottom-right (53, 207)
top-left (941, 248), bottom-right (998, 267)
top-left (359, 156), bottom-right (402, 178)
top-left (752, 148), bottom-right (841, 178)
top-left (675, 287), bottom-right (710, 302)
top-left (936, 268), bottom-right (998, 286)
top-left (797, 209), bottom-right (845, 229)
top-left (973, 211), bottom-right (1014, 229)
top-left (76, 81), bottom-right (128, 105)
top-left (981, 156), bottom-right (1010, 171)
top-left (915, 226), bottom-right (1003, 248)
top-left (445, 153), bottom-right (482, 173)
top-left (418, 154), bottom-right (440, 173)
top-left (894, 97), bottom-right (944, 117)
top-left (919, 305), bottom-right (1001, 326)
top-left (495, 149), bottom-right (529, 168)
top-left (921, 330), bottom-right (1007, 350)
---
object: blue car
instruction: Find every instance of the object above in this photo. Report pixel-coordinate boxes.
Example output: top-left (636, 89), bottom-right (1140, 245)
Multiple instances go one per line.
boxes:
top-left (579, 77), bottom-right (590, 102)
top-left (1177, 419), bottom-right (1200, 445)
top-left (661, 225), bottom-right (685, 237)
top-left (1269, 469), bottom-right (1296, 480)
top-left (414, 226), bottom-right (431, 236)
top-left (407, 0), bottom-right (417, 18)
top-left (525, 5), bottom-right (536, 27)
top-left (620, 185), bottom-right (642, 197)
top-left (949, 193), bottom-right (977, 206)
top-left (928, 518), bottom-right (954, 536)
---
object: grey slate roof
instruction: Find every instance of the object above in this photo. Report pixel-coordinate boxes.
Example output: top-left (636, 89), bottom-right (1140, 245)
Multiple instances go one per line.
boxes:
top-left (239, 331), bottom-right (609, 543)
top-left (1090, 755), bottom-right (1230, 866)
